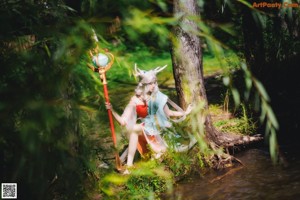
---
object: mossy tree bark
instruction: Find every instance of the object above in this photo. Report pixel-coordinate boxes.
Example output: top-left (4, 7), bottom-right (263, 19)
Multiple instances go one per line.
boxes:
top-left (171, 0), bottom-right (219, 144)
top-left (170, 0), bottom-right (263, 168)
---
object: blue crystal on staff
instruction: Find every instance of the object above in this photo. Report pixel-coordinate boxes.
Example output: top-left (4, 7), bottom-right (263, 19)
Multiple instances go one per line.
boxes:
top-left (92, 53), bottom-right (109, 67)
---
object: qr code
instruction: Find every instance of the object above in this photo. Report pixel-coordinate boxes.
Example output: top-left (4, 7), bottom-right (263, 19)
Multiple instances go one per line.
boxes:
top-left (1, 183), bottom-right (17, 199)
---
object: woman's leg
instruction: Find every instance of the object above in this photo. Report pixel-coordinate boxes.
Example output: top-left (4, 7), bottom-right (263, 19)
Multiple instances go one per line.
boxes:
top-left (127, 132), bottom-right (138, 166)
top-left (126, 124), bottom-right (143, 166)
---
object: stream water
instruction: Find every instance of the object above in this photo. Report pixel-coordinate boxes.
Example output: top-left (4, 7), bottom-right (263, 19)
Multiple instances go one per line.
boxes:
top-left (164, 144), bottom-right (300, 200)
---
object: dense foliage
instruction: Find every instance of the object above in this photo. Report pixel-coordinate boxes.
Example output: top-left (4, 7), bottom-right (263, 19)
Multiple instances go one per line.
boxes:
top-left (1, 0), bottom-right (299, 199)
top-left (0, 1), bottom-right (103, 199)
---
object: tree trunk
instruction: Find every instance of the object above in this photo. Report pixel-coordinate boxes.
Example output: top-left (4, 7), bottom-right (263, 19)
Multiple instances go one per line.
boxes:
top-left (171, 0), bottom-right (219, 143)
top-left (170, 0), bottom-right (263, 161)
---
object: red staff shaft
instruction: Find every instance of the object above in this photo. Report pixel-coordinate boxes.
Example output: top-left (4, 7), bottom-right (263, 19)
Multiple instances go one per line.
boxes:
top-left (102, 78), bottom-right (116, 144)
top-left (100, 71), bottom-right (121, 170)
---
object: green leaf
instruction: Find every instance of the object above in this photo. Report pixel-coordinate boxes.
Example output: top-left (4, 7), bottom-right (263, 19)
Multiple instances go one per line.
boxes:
top-left (218, 23), bottom-right (236, 36)
top-left (269, 129), bottom-right (278, 164)
top-left (266, 106), bottom-right (279, 130)
top-left (231, 88), bottom-right (240, 107)
top-left (245, 76), bottom-right (252, 90)
top-left (44, 44), bottom-right (51, 57)
top-left (244, 75), bottom-right (252, 100)
top-left (260, 101), bottom-right (267, 123)
top-left (222, 76), bottom-right (230, 86)
top-left (253, 11), bottom-right (267, 29)
top-left (237, 0), bottom-right (256, 9)
top-left (254, 92), bottom-right (260, 111)
top-left (265, 120), bottom-right (271, 137)
top-left (253, 78), bottom-right (270, 101)
top-left (241, 62), bottom-right (247, 72)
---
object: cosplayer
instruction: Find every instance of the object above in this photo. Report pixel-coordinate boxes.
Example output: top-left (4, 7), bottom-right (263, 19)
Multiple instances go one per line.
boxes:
top-left (106, 64), bottom-right (195, 174)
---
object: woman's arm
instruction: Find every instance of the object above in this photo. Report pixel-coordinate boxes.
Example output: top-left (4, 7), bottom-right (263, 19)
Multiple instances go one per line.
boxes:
top-left (105, 102), bottom-right (127, 126)
top-left (163, 104), bottom-right (192, 117)
top-left (105, 96), bottom-right (138, 127)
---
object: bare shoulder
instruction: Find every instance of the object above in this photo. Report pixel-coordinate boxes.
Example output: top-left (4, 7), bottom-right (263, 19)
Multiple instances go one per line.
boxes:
top-left (129, 96), bottom-right (139, 104)
top-left (130, 95), bottom-right (146, 105)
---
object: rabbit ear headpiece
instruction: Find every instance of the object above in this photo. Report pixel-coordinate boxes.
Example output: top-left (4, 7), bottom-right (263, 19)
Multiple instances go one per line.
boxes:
top-left (134, 63), bottom-right (167, 84)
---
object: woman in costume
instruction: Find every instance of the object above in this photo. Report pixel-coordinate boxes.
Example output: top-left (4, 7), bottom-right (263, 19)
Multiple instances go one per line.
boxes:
top-left (106, 64), bottom-right (194, 172)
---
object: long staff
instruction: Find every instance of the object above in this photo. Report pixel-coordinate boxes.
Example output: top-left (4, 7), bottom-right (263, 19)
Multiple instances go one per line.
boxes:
top-left (88, 50), bottom-right (122, 171)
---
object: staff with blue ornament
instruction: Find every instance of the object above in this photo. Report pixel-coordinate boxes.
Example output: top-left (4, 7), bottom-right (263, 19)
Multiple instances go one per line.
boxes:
top-left (87, 42), bottom-right (122, 171)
